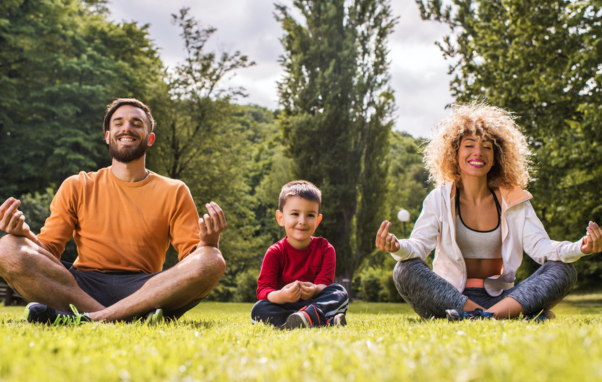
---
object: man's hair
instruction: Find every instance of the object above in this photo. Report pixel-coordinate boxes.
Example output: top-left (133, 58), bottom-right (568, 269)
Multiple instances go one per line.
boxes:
top-left (278, 180), bottom-right (322, 213)
top-left (103, 98), bottom-right (155, 133)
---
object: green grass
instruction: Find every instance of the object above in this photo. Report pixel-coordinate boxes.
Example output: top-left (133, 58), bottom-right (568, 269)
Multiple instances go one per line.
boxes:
top-left (1, 296), bottom-right (602, 382)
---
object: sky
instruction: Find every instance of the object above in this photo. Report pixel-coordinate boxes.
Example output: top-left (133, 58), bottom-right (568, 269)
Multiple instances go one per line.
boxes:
top-left (107, 1), bottom-right (454, 138)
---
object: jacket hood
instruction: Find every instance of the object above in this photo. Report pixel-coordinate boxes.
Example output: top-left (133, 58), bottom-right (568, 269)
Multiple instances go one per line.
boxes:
top-left (446, 182), bottom-right (532, 210)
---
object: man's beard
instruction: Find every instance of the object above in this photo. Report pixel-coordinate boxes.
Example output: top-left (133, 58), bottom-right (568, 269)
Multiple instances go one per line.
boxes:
top-left (108, 134), bottom-right (148, 163)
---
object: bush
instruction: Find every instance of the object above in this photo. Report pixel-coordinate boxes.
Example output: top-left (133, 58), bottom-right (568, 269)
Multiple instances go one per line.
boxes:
top-left (204, 282), bottom-right (235, 302)
top-left (361, 268), bottom-right (383, 302)
top-left (18, 189), bottom-right (54, 232)
top-left (233, 269), bottom-right (260, 302)
top-left (381, 270), bottom-right (404, 302)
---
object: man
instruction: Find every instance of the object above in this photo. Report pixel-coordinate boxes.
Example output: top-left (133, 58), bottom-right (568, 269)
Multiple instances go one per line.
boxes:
top-left (0, 98), bottom-right (226, 324)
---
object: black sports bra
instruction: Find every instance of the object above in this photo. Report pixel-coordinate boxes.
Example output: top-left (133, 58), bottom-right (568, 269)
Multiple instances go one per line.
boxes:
top-left (456, 187), bottom-right (501, 233)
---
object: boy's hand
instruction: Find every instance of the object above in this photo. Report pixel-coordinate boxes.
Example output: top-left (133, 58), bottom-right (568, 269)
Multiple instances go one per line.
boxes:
top-left (0, 198), bottom-right (31, 237)
top-left (198, 202), bottom-right (227, 248)
top-left (280, 281), bottom-right (301, 303)
top-left (299, 282), bottom-right (316, 300)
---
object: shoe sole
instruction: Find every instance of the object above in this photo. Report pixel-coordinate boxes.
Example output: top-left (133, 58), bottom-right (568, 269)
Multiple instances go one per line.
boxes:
top-left (144, 309), bottom-right (164, 325)
top-left (282, 312), bottom-right (309, 330)
top-left (334, 314), bottom-right (347, 326)
top-left (445, 309), bottom-right (463, 321)
top-left (23, 302), bottom-right (39, 322)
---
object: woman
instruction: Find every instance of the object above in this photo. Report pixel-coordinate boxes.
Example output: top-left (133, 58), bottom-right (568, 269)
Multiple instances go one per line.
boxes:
top-left (376, 103), bottom-right (602, 320)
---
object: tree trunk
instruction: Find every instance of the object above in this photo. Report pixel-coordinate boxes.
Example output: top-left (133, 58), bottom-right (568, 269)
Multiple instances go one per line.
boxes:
top-left (335, 268), bottom-right (355, 300)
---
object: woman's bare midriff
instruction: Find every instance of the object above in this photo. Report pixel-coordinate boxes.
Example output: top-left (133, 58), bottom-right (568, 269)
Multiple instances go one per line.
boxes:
top-left (465, 258), bottom-right (503, 279)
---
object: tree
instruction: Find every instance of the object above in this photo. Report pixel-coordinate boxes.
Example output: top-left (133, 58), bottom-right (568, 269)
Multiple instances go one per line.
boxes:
top-left (146, 9), bottom-right (269, 300)
top-left (148, 8), bottom-right (256, 182)
top-left (416, 0), bottom-right (602, 284)
top-left (358, 132), bottom-right (432, 302)
top-left (0, 0), bottom-right (162, 199)
top-left (276, 0), bottom-right (397, 291)
top-left (245, 107), bottom-right (292, 246)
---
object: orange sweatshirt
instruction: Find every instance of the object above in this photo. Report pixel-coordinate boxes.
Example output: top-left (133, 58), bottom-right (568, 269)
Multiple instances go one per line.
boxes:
top-left (37, 167), bottom-right (200, 273)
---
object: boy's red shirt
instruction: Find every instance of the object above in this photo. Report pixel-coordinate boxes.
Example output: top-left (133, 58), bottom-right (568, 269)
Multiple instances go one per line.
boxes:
top-left (256, 236), bottom-right (336, 301)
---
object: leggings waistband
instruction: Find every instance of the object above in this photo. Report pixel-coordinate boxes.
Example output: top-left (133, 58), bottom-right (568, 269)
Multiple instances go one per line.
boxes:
top-left (466, 278), bottom-right (484, 288)
top-left (466, 275), bottom-right (502, 289)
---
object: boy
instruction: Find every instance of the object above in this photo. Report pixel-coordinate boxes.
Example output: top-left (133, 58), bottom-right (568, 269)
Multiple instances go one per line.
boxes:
top-left (251, 180), bottom-right (349, 329)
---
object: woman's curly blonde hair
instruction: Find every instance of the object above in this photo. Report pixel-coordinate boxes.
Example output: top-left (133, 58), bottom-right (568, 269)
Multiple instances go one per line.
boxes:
top-left (423, 102), bottom-right (533, 190)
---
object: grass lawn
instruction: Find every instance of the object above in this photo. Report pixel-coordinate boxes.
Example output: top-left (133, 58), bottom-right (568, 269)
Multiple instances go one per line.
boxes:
top-left (0, 295), bottom-right (601, 381)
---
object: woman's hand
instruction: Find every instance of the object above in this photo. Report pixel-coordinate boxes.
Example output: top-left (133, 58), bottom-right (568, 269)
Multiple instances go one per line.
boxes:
top-left (375, 221), bottom-right (400, 252)
top-left (581, 221), bottom-right (602, 254)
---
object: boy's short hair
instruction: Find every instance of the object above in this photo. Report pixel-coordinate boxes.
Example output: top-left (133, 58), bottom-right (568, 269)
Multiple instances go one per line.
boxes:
top-left (278, 180), bottom-right (322, 213)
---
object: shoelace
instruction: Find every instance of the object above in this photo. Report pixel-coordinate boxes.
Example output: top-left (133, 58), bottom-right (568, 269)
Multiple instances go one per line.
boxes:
top-left (52, 304), bottom-right (88, 326)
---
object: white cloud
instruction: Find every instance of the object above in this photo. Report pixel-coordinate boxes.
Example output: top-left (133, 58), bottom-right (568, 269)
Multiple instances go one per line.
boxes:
top-left (107, 0), bottom-right (455, 138)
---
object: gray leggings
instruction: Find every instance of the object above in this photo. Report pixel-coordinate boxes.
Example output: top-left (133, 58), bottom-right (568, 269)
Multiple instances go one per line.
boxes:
top-left (393, 258), bottom-right (577, 318)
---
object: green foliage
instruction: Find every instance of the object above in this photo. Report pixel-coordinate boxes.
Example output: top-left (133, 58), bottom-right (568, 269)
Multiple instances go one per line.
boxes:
top-left (416, 0), bottom-right (602, 284)
top-left (0, 0), bottom-right (162, 200)
top-left (358, 256), bottom-right (404, 302)
top-left (233, 269), bottom-right (260, 303)
top-left (381, 268), bottom-right (404, 303)
top-left (361, 132), bottom-right (432, 281)
top-left (355, 132), bottom-right (432, 302)
top-left (241, 106), bottom-right (291, 248)
top-left (15, 189), bottom-right (54, 235)
top-left (276, 0), bottom-right (397, 285)
top-left (359, 267), bottom-right (383, 302)
top-left (384, 132), bottom-right (432, 244)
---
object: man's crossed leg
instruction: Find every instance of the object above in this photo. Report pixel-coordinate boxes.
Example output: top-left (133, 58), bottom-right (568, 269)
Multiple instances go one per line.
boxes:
top-left (0, 234), bottom-right (225, 323)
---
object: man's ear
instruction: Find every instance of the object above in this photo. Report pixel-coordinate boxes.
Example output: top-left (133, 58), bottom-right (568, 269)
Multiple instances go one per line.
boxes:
top-left (104, 131), bottom-right (110, 145)
top-left (148, 132), bottom-right (156, 146)
top-left (316, 214), bottom-right (323, 227)
top-left (276, 210), bottom-right (284, 227)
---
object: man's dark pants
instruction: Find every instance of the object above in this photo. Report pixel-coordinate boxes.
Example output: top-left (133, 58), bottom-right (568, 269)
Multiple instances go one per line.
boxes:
top-left (43, 261), bottom-right (201, 319)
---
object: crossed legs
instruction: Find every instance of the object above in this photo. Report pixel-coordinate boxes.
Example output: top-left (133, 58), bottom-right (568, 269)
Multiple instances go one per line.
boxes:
top-left (0, 234), bottom-right (225, 322)
top-left (393, 258), bottom-right (577, 319)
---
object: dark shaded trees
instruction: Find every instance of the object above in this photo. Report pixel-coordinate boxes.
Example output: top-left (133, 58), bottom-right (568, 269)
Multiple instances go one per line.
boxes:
top-left (0, 0), bottom-right (162, 199)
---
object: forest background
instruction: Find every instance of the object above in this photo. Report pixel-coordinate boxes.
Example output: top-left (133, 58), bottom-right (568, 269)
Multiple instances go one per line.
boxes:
top-left (1, 0), bottom-right (601, 303)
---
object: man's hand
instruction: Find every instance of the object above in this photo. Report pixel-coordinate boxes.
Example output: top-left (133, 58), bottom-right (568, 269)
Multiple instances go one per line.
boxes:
top-left (300, 282), bottom-right (316, 300)
top-left (0, 198), bottom-right (31, 237)
top-left (198, 202), bottom-right (227, 248)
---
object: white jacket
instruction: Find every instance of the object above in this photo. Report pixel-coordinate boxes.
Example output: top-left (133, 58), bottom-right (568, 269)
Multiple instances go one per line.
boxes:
top-left (391, 182), bottom-right (586, 296)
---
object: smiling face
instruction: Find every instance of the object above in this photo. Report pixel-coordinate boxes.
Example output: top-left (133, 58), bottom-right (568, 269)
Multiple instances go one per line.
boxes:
top-left (276, 196), bottom-right (323, 250)
top-left (457, 134), bottom-right (495, 180)
top-left (105, 105), bottom-right (155, 163)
